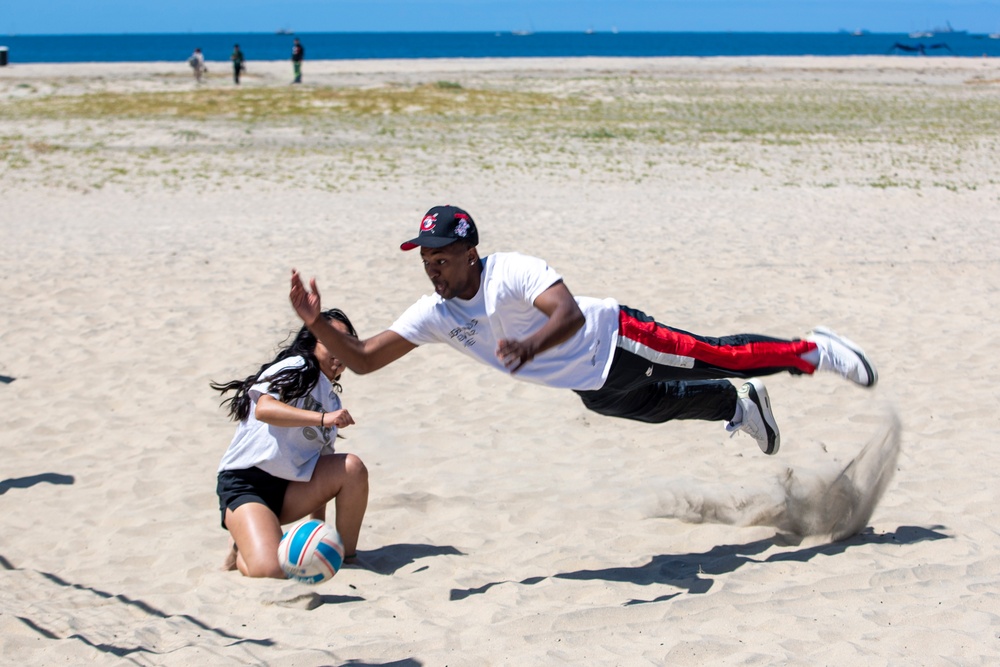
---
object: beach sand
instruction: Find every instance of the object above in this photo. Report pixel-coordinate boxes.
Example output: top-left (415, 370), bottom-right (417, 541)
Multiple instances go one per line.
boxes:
top-left (2, 56), bottom-right (999, 665)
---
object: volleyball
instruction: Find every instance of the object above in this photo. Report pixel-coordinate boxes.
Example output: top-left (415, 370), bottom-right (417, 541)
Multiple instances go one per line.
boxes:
top-left (277, 519), bottom-right (345, 584)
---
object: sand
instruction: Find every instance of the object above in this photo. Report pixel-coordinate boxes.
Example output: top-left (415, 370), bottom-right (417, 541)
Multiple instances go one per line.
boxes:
top-left (1, 55), bottom-right (999, 665)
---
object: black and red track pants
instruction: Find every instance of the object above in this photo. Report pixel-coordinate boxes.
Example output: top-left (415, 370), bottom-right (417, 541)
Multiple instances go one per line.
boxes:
top-left (574, 305), bottom-right (818, 424)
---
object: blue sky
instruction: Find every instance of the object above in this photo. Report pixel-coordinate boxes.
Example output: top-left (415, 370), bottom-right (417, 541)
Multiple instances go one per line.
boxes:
top-left (3, 1), bottom-right (1000, 35)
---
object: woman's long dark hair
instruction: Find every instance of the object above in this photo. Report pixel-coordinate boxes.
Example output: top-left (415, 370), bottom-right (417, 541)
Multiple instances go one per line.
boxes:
top-left (210, 309), bottom-right (358, 422)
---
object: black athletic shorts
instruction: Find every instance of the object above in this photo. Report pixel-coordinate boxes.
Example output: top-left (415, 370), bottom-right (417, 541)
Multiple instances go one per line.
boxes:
top-left (216, 467), bottom-right (290, 529)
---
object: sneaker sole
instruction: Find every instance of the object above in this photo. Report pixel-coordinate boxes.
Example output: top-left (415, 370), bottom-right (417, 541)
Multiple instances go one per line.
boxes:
top-left (744, 379), bottom-right (780, 455)
top-left (811, 326), bottom-right (878, 388)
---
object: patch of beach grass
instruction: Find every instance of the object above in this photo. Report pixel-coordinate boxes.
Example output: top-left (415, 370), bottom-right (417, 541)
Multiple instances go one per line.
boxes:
top-left (4, 80), bottom-right (997, 145)
top-left (0, 84), bottom-right (556, 123)
top-left (2, 74), bottom-right (998, 192)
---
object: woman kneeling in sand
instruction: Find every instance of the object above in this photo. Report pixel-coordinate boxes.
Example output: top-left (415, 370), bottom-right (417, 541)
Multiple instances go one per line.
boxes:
top-left (211, 309), bottom-right (368, 578)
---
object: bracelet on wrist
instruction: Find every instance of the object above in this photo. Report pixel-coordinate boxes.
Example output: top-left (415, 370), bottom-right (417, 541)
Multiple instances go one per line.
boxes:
top-left (319, 409), bottom-right (333, 443)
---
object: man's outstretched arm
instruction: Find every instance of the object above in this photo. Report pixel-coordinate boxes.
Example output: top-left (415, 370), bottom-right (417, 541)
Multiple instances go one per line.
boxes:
top-left (290, 269), bottom-right (416, 374)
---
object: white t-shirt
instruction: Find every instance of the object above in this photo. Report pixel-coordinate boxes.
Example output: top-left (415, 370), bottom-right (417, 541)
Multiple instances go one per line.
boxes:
top-left (390, 252), bottom-right (619, 391)
top-left (217, 356), bottom-right (342, 481)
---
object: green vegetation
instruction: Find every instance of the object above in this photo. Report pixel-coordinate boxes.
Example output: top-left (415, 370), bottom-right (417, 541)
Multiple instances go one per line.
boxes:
top-left (4, 80), bottom-right (997, 142)
top-left (1, 74), bottom-right (998, 191)
top-left (1, 84), bottom-right (552, 122)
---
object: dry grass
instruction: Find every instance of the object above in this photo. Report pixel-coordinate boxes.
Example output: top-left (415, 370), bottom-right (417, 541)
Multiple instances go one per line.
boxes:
top-left (2, 72), bottom-right (998, 192)
top-left (5, 78), bottom-right (999, 141)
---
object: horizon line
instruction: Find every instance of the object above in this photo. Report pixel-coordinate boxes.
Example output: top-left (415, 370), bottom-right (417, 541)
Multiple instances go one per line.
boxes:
top-left (2, 28), bottom-right (991, 38)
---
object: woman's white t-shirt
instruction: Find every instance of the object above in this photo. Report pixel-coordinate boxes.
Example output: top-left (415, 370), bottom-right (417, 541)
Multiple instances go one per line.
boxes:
top-left (390, 252), bottom-right (619, 391)
top-left (217, 356), bottom-right (342, 481)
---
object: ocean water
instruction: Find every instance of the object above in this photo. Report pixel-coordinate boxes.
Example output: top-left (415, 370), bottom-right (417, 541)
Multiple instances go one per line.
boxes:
top-left (2, 31), bottom-right (999, 64)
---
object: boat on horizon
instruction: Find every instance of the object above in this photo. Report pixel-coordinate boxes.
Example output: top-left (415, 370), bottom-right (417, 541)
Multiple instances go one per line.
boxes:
top-left (910, 21), bottom-right (967, 38)
top-left (275, 28), bottom-right (294, 35)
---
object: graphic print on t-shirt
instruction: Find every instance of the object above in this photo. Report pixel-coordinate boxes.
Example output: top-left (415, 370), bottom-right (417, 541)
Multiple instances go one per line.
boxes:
top-left (449, 318), bottom-right (479, 348)
top-left (300, 394), bottom-right (334, 444)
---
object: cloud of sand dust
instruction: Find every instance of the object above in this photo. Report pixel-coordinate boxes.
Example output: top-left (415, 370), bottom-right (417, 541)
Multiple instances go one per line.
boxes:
top-left (652, 409), bottom-right (901, 541)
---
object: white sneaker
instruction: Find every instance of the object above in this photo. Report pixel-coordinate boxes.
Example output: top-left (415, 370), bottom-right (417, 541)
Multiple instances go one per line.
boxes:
top-left (726, 379), bottom-right (780, 455)
top-left (807, 326), bottom-right (878, 388)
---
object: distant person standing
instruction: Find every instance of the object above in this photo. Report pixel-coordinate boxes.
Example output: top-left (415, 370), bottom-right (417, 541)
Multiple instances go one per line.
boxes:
top-left (188, 47), bottom-right (206, 83)
top-left (291, 38), bottom-right (304, 84)
top-left (231, 44), bottom-right (245, 85)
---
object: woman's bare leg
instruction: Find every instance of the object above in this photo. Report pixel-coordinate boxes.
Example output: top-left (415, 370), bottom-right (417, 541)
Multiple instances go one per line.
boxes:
top-left (224, 503), bottom-right (286, 578)
top-left (282, 453), bottom-right (369, 557)
top-left (222, 535), bottom-right (239, 571)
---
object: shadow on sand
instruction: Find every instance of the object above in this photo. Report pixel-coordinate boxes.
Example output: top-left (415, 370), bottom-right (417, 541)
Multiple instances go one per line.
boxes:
top-left (449, 524), bottom-right (948, 604)
top-left (0, 473), bottom-right (75, 496)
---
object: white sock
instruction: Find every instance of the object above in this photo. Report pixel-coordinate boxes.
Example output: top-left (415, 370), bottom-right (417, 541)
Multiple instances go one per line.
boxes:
top-left (800, 348), bottom-right (821, 368)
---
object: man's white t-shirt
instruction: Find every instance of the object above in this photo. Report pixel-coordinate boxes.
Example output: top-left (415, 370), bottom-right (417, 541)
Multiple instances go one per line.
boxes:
top-left (217, 356), bottom-right (342, 481)
top-left (390, 252), bottom-right (619, 391)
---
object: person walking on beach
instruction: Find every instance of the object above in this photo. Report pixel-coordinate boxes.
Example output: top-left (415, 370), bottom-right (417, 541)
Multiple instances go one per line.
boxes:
top-left (231, 44), bottom-right (245, 84)
top-left (188, 47), bottom-right (206, 83)
top-left (291, 38), bottom-right (304, 83)
top-left (212, 308), bottom-right (369, 579)
top-left (290, 206), bottom-right (877, 457)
